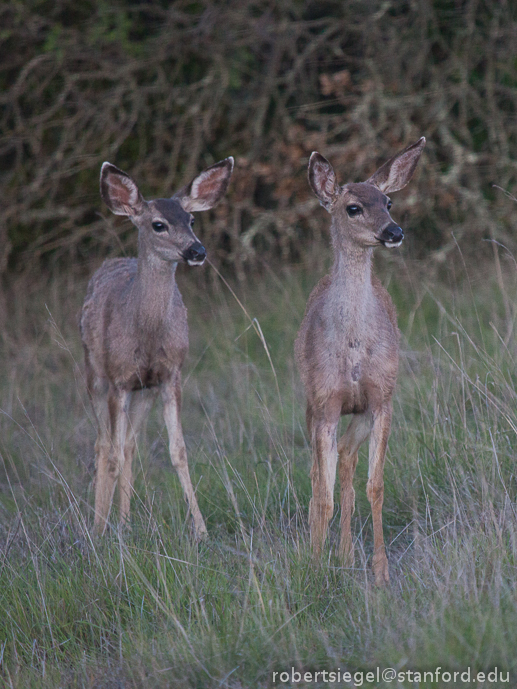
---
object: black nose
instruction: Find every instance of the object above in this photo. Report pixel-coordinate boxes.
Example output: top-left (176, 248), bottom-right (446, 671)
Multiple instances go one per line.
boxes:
top-left (183, 241), bottom-right (206, 263)
top-left (379, 223), bottom-right (404, 244)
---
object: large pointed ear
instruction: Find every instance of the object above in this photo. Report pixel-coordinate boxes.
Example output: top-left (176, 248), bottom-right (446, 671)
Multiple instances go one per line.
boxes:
top-left (308, 152), bottom-right (341, 212)
top-left (100, 163), bottom-right (145, 216)
top-left (174, 157), bottom-right (234, 212)
top-left (366, 137), bottom-right (426, 194)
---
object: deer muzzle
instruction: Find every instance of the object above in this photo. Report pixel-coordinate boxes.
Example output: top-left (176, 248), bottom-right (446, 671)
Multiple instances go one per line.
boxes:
top-left (183, 241), bottom-right (206, 266)
top-left (377, 223), bottom-right (404, 248)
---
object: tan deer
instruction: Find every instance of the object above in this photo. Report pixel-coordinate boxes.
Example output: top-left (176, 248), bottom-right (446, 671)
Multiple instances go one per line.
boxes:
top-left (81, 157), bottom-right (234, 535)
top-left (295, 138), bottom-right (425, 584)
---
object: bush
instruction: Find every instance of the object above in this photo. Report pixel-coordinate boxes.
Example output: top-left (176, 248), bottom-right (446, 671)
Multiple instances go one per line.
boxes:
top-left (1, 0), bottom-right (517, 277)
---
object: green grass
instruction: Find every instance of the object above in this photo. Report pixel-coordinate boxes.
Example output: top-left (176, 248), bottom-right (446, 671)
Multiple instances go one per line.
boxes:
top-left (1, 250), bottom-right (517, 688)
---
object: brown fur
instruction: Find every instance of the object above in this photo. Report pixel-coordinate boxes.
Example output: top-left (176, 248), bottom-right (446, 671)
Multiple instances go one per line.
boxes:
top-left (81, 158), bottom-right (234, 535)
top-left (295, 139), bottom-right (425, 584)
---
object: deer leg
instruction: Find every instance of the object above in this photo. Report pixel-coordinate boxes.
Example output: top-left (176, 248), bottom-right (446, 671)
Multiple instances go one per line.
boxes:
top-left (86, 368), bottom-right (111, 534)
top-left (161, 377), bottom-right (207, 540)
top-left (119, 390), bottom-right (155, 528)
top-left (309, 403), bottom-right (340, 556)
top-left (366, 405), bottom-right (392, 585)
top-left (93, 387), bottom-right (129, 535)
top-left (306, 404), bottom-right (313, 439)
top-left (85, 361), bottom-right (110, 499)
top-left (338, 411), bottom-right (373, 565)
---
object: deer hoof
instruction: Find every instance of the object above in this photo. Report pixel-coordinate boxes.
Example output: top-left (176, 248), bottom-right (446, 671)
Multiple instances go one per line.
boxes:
top-left (372, 552), bottom-right (390, 586)
top-left (194, 523), bottom-right (208, 542)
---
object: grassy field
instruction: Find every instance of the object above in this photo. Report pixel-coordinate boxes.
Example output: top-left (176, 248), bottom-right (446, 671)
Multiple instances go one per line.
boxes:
top-left (1, 246), bottom-right (517, 688)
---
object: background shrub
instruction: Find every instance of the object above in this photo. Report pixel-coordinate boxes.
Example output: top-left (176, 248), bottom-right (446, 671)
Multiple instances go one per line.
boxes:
top-left (1, 0), bottom-right (517, 278)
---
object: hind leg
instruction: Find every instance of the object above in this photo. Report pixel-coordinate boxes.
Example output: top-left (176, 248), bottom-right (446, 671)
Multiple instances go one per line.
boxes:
top-left (93, 386), bottom-right (129, 535)
top-left (85, 361), bottom-right (112, 535)
top-left (119, 390), bottom-right (156, 527)
top-left (338, 412), bottom-right (373, 564)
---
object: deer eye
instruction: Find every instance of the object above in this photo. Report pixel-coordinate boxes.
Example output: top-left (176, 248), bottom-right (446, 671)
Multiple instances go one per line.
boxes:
top-left (152, 221), bottom-right (167, 233)
top-left (190, 217), bottom-right (194, 227)
top-left (346, 204), bottom-right (362, 218)
top-left (387, 201), bottom-right (392, 210)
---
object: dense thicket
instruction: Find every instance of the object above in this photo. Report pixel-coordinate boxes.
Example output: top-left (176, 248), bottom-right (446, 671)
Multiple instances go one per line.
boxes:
top-left (1, 0), bottom-right (517, 277)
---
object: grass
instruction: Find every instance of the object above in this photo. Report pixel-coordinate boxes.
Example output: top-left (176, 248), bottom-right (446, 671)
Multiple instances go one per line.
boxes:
top-left (1, 246), bottom-right (517, 688)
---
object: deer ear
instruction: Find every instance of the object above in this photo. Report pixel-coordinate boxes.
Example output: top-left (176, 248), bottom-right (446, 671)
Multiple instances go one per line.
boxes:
top-left (308, 152), bottom-right (341, 212)
top-left (175, 157), bottom-right (234, 212)
top-left (366, 137), bottom-right (426, 194)
top-left (100, 163), bottom-right (145, 216)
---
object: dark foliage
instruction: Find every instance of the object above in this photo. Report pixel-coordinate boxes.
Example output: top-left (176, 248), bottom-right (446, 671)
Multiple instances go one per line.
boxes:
top-left (1, 0), bottom-right (517, 277)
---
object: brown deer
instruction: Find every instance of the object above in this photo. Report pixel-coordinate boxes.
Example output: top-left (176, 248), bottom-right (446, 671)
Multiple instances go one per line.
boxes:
top-left (81, 157), bottom-right (234, 535)
top-left (295, 138), bottom-right (425, 584)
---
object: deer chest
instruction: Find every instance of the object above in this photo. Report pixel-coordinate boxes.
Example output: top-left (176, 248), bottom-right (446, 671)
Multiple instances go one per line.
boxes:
top-left (107, 326), bottom-right (188, 390)
top-left (131, 339), bottom-right (187, 389)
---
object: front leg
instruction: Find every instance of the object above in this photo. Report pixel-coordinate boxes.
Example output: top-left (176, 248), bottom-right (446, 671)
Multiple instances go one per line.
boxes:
top-left (308, 402), bottom-right (340, 556)
top-left (161, 375), bottom-right (207, 540)
top-left (366, 404), bottom-right (392, 585)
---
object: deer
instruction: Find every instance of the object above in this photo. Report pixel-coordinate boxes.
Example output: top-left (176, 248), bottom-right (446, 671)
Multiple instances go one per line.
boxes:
top-left (80, 157), bottom-right (234, 536)
top-left (295, 138), bottom-right (425, 585)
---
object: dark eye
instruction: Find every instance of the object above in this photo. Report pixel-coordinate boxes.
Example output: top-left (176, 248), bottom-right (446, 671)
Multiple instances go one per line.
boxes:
top-left (152, 221), bottom-right (167, 233)
top-left (190, 217), bottom-right (194, 227)
top-left (387, 201), bottom-right (392, 210)
top-left (346, 204), bottom-right (362, 218)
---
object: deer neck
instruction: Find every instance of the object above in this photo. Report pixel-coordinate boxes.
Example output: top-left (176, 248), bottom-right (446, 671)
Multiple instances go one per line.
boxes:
top-left (133, 245), bottom-right (179, 327)
top-left (328, 230), bottom-right (374, 325)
